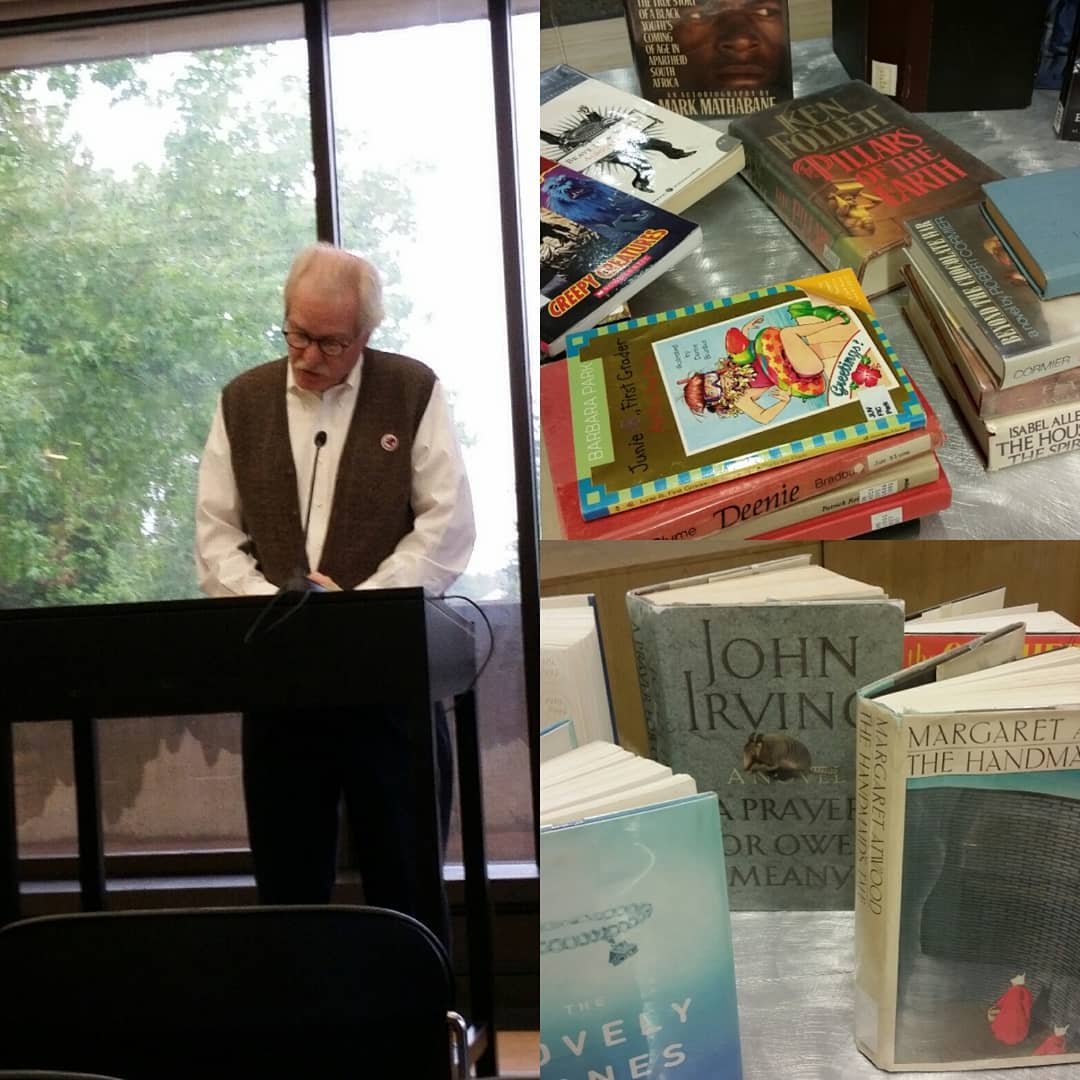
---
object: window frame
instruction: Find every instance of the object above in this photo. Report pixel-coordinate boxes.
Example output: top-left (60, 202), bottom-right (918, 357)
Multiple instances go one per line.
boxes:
top-left (1, 0), bottom-right (538, 882)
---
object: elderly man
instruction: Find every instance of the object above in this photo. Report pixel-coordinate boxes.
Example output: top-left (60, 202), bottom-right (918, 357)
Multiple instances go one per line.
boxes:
top-left (195, 243), bottom-right (475, 947)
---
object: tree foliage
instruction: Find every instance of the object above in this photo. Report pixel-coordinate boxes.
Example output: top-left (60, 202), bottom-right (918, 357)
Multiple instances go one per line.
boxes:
top-left (0, 46), bottom-right (419, 607)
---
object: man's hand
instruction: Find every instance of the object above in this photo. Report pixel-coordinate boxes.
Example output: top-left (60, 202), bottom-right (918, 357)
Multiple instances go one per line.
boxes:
top-left (307, 571), bottom-right (343, 592)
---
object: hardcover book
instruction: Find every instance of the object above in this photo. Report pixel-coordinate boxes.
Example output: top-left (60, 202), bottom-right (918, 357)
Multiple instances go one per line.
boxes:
top-left (854, 629), bottom-right (1080, 1071)
top-left (540, 64), bottom-right (745, 214)
top-left (620, 0), bottom-right (793, 119)
top-left (540, 156), bottom-right (703, 358)
top-left (626, 554), bottom-right (905, 909)
top-left (541, 353), bottom-right (945, 540)
top-left (1056, 18), bottom-right (1080, 140)
top-left (904, 608), bottom-right (1080, 666)
top-left (904, 203), bottom-right (1080, 389)
top-left (901, 263), bottom-right (1080, 419)
top-left (540, 748), bottom-right (742, 1079)
top-left (728, 81), bottom-right (1001, 296)
top-left (564, 268), bottom-right (925, 521)
top-left (831, 0), bottom-right (1045, 112)
top-left (903, 282), bottom-right (1080, 470)
top-left (981, 166), bottom-right (1080, 300)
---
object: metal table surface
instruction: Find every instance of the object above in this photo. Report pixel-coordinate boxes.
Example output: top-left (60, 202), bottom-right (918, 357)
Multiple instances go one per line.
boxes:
top-left (590, 38), bottom-right (1080, 540)
top-left (732, 911), bottom-right (1078, 1079)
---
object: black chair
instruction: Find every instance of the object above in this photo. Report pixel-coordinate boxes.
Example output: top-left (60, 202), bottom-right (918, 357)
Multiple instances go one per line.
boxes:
top-left (0, 1073), bottom-right (129, 1079)
top-left (0, 905), bottom-right (467, 1079)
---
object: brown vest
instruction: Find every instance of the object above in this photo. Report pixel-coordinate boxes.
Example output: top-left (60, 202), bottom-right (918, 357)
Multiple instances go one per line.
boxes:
top-left (221, 349), bottom-right (436, 589)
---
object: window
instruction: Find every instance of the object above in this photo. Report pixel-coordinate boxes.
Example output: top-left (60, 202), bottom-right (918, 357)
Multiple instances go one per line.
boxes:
top-left (1, 2), bottom-right (536, 871)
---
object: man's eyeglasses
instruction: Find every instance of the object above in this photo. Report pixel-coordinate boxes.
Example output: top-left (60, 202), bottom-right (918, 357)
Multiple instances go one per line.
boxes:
top-left (281, 328), bottom-right (354, 357)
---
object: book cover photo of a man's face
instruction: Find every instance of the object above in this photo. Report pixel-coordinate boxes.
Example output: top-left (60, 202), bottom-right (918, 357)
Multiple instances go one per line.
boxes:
top-left (670, 1), bottom-right (790, 96)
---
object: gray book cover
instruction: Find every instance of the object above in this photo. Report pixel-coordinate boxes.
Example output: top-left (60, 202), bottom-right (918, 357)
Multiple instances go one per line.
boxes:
top-left (628, 573), bottom-right (903, 910)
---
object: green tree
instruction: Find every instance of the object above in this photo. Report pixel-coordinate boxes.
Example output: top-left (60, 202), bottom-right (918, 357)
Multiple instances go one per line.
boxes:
top-left (0, 45), bottom-right (417, 607)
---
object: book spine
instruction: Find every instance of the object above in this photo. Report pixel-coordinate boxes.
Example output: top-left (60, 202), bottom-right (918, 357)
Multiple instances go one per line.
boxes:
top-left (906, 225), bottom-right (1080, 388)
top-left (751, 465), bottom-right (950, 539)
top-left (626, 595), bottom-right (665, 762)
top-left (983, 403), bottom-right (1080, 469)
top-left (853, 695), bottom-right (902, 1069)
top-left (600, 431), bottom-right (939, 540)
top-left (1056, 21), bottom-right (1080, 140)
top-left (864, 1), bottom-right (920, 103)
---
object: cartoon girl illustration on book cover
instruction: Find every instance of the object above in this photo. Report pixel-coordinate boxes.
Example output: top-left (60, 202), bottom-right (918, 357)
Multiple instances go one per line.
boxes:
top-left (655, 296), bottom-right (896, 457)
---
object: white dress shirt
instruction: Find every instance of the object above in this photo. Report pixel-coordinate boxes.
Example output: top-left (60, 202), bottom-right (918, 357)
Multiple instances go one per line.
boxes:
top-left (195, 354), bottom-right (475, 597)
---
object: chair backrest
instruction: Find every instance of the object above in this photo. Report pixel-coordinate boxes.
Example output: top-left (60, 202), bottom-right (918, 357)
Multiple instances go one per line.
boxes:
top-left (0, 905), bottom-right (456, 1079)
top-left (0, 1072), bottom-right (129, 1079)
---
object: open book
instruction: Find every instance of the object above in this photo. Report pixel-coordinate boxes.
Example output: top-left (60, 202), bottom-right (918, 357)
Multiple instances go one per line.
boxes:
top-left (905, 586), bottom-right (1080, 665)
top-left (856, 626), bottom-right (1080, 1071)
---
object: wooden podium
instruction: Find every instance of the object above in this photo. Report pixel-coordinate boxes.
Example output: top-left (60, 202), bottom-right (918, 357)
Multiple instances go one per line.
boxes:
top-left (0, 587), bottom-right (497, 1074)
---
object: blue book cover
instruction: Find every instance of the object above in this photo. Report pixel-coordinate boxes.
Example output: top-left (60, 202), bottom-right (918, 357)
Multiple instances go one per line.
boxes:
top-left (541, 156), bottom-right (702, 358)
top-left (981, 166), bottom-right (1080, 299)
top-left (540, 793), bottom-right (742, 1079)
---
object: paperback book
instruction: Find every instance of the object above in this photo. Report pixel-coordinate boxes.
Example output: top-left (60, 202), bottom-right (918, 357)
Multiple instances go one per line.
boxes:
top-left (564, 268), bottom-right (925, 521)
top-left (902, 263), bottom-right (1080, 419)
top-left (620, 0), bottom-right (793, 118)
top-left (626, 554), bottom-right (905, 909)
top-left (750, 459), bottom-right (950, 539)
top-left (540, 64), bottom-right (745, 214)
top-left (540, 745), bottom-right (742, 1079)
top-left (541, 353), bottom-right (945, 540)
top-left (903, 203), bottom-right (1080, 388)
top-left (980, 166), bottom-right (1080, 300)
top-left (541, 598), bottom-right (617, 747)
top-left (903, 280), bottom-right (1080, 470)
top-left (854, 629), bottom-right (1080, 1071)
top-left (728, 80), bottom-right (1001, 296)
top-left (540, 156), bottom-right (703, 358)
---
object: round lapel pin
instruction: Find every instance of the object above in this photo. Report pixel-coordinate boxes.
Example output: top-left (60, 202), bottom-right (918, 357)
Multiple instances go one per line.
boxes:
top-left (380, 433), bottom-right (399, 452)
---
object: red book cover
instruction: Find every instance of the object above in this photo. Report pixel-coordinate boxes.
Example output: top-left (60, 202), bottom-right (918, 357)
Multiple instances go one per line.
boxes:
top-left (728, 81), bottom-right (1000, 296)
top-left (904, 630), bottom-right (1080, 668)
top-left (541, 355), bottom-right (943, 540)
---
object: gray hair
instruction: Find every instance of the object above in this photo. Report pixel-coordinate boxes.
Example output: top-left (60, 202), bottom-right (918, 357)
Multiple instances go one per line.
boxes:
top-left (283, 242), bottom-right (385, 341)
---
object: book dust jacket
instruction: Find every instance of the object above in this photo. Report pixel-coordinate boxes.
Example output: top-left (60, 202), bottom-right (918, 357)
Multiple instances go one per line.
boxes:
top-left (540, 794), bottom-right (742, 1079)
top-left (729, 81), bottom-right (1000, 294)
top-left (621, 0), bottom-right (793, 119)
top-left (856, 637), bottom-right (1080, 1070)
top-left (627, 588), bottom-right (904, 909)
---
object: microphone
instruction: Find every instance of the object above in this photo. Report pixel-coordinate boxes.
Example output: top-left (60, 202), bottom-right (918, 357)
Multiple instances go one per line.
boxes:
top-left (283, 429), bottom-right (328, 593)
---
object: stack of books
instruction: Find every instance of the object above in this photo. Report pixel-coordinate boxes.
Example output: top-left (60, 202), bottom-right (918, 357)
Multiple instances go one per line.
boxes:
top-left (540, 65), bottom-right (745, 358)
top-left (901, 167), bottom-right (1080, 470)
top-left (541, 266), bottom-right (950, 540)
